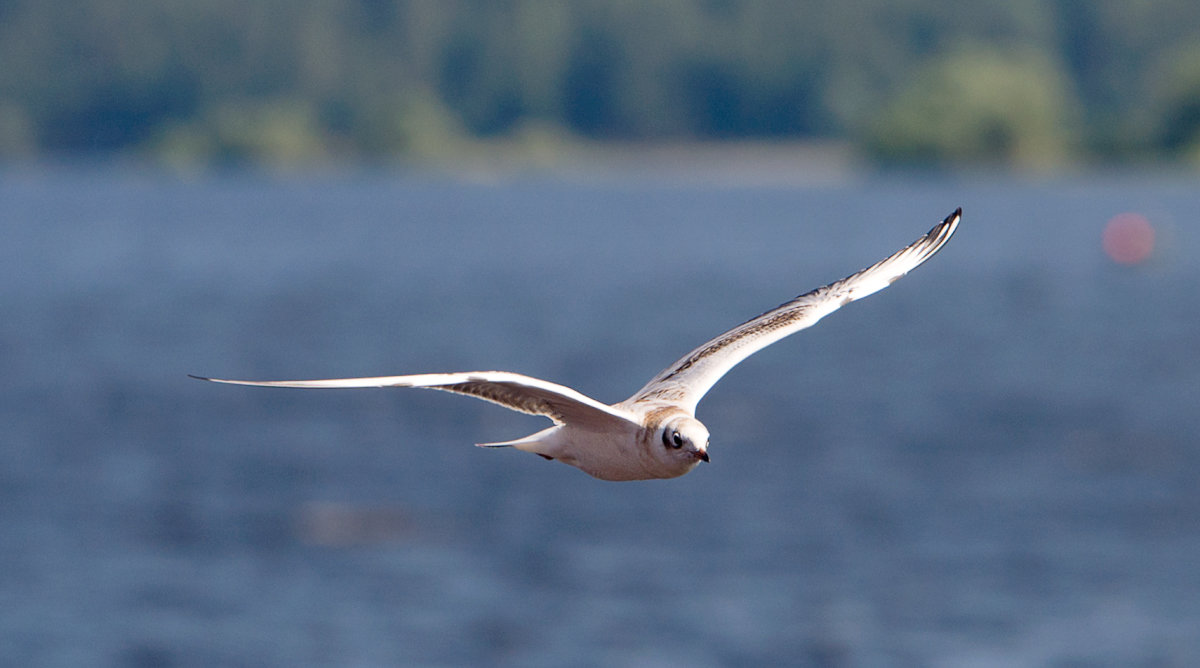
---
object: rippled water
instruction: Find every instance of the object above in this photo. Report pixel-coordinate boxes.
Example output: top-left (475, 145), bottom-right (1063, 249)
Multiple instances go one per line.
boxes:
top-left (3, 166), bottom-right (1199, 666)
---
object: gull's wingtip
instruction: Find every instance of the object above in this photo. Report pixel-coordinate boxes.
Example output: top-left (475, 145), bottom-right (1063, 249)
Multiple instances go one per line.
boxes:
top-left (928, 207), bottom-right (962, 247)
top-left (941, 207), bottom-right (962, 229)
top-left (189, 374), bottom-right (242, 385)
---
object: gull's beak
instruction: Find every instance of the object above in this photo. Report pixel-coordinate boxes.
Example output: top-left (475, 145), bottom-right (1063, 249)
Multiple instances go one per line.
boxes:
top-left (696, 449), bottom-right (710, 463)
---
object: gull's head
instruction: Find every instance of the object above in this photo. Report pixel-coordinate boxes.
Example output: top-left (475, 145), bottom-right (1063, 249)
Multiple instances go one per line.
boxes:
top-left (659, 416), bottom-right (711, 470)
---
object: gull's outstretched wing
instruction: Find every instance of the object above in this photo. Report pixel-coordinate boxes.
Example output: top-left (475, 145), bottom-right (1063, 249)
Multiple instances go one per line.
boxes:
top-left (190, 371), bottom-right (636, 430)
top-left (628, 208), bottom-right (961, 413)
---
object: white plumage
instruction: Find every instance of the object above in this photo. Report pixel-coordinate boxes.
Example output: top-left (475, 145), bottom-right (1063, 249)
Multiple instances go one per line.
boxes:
top-left (194, 208), bottom-right (960, 481)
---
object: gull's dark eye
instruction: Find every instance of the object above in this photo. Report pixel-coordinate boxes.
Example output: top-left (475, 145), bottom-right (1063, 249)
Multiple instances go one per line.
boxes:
top-left (663, 429), bottom-right (684, 449)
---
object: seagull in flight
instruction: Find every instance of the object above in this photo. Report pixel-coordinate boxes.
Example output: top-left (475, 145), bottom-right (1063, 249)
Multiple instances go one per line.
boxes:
top-left (194, 208), bottom-right (960, 481)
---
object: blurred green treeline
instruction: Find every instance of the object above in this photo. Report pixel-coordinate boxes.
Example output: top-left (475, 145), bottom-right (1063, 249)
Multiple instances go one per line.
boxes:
top-left (5, 0), bottom-right (1200, 168)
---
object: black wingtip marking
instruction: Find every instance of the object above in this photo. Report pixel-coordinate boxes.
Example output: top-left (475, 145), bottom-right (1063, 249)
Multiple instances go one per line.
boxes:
top-left (928, 207), bottom-right (961, 249)
top-left (936, 208), bottom-right (961, 234)
top-left (188, 374), bottom-right (212, 382)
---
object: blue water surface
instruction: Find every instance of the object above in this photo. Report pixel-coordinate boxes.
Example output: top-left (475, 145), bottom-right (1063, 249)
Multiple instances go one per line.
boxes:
top-left (2, 166), bottom-right (1198, 666)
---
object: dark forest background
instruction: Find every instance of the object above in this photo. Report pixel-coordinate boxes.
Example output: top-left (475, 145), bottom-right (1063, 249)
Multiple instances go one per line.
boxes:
top-left (5, 0), bottom-right (1200, 168)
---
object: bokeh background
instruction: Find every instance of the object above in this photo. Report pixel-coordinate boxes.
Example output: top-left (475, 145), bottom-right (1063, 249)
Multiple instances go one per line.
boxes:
top-left (4, 2), bottom-right (1200, 666)
top-left (7, 0), bottom-right (1200, 169)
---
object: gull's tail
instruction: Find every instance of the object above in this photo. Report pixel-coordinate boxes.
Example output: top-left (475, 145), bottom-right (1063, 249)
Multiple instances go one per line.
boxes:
top-left (475, 425), bottom-right (560, 451)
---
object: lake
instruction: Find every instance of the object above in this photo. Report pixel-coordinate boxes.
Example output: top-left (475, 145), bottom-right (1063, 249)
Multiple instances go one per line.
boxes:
top-left (2, 165), bottom-right (1198, 666)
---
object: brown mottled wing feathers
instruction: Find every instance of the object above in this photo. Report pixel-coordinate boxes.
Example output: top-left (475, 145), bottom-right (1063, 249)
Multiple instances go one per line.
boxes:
top-left (629, 208), bottom-right (960, 413)
top-left (190, 371), bottom-right (636, 430)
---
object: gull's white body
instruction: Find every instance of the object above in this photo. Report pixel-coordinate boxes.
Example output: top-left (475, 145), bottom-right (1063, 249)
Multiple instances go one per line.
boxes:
top-left (194, 209), bottom-right (960, 481)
